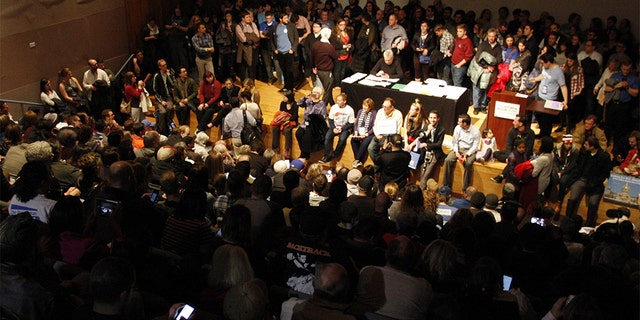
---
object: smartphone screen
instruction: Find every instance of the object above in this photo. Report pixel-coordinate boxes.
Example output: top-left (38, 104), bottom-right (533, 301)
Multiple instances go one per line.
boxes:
top-left (150, 190), bottom-right (160, 202)
top-left (530, 217), bottom-right (545, 227)
top-left (175, 304), bottom-right (195, 320)
top-left (503, 275), bottom-right (513, 291)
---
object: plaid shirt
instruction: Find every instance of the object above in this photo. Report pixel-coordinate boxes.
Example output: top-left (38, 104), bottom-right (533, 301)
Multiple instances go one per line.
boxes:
top-left (192, 33), bottom-right (215, 59)
top-left (212, 194), bottom-right (235, 217)
top-left (439, 30), bottom-right (454, 55)
top-left (568, 66), bottom-right (584, 99)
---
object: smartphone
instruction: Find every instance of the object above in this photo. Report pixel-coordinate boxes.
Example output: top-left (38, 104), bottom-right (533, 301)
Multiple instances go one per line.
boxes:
top-left (96, 198), bottom-right (120, 217)
top-left (503, 275), bottom-right (513, 291)
top-left (175, 304), bottom-right (195, 320)
top-left (530, 217), bottom-right (545, 227)
top-left (150, 190), bottom-right (160, 202)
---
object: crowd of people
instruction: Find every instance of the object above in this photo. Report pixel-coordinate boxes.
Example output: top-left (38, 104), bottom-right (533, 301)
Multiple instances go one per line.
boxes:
top-left (1, 0), bottom-right (639, 319)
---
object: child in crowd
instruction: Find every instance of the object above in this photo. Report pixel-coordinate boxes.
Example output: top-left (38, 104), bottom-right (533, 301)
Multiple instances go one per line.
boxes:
top-left (504, 138), bottom-right (528, 196)
top-left (475, 128), bottom-right (497, 164)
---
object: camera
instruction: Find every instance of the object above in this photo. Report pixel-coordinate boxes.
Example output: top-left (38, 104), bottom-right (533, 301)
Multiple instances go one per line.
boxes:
top-left (96, 198), bottom-right (120, 217)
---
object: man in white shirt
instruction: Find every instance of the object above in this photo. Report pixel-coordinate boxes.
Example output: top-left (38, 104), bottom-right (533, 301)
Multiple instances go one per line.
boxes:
top-left (321, 93), bottom-right (355, 163)
top-left (82, 59), bottom-right (111, 102)
top-left (367, 97), bottom-right (403, 161)
top-left (443, 113), bottom-right (480, 191)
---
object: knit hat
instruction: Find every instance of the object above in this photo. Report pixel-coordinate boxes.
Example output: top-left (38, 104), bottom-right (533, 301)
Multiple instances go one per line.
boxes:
top-left (156, 145), bottom-right (175, 161)
top-left (273, 160), bottom-right (289, 174)
top-left (347, 169), bottom-right (362, 185)
top-left (426, 179), bottom-right (439, 192)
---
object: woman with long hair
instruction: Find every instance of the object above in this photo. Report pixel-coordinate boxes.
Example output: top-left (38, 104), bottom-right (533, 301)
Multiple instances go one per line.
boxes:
top-left (332, 18), bottom-right (353, 89)
top-left (271, 92), bottom-right (299, 159)
top-left (197, 71), bottom-right (222, 132)
top-left (39, 78), bottom-right (63, 114)
top-left (403, 99), bottom-right (426, 151)
top-left (58, 67), bottom-right (86, 113)
top-left (123, 71), bottom-right (144, 122)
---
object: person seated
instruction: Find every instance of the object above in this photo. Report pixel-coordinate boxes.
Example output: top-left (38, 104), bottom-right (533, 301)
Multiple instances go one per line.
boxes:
top-left (352, 235), bottom-right (432, 319)
top-left (370, 49), bottom-right (405, 79)
top-left (572, 114), bottom-right (607, 150)
top-left (292, 263), bottom-right (356, 320)
top-left (612, 130), bottom-right (640, 176)
top-left (295, 87), bottom-right (328, 159)
top-left (321, 93), bottom-right (355, 163)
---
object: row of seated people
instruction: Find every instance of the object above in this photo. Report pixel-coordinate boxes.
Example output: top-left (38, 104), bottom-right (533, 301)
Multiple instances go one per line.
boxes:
top-left (0, 108), bottom-right (638, 319)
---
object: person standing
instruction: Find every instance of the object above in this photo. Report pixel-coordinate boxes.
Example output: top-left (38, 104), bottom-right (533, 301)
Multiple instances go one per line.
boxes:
top-left (469, 28), bottom-right (502, 114)
top-left (530, 52), bottom-right (568, 137)
top-left (82, 58), bottom-right (110, 118)
top-left (272, 12), bottom-right (299, 93)
top-left (191, 22), bottom-right (216, 82)
top-left (433, 24), bottom-right (455, 85)
top-left (411, 110), bottom-right (445, 189)
top-left (565, 136), bottom-right (611, 227)
top-left (235, 11), bottom-right (260, 81)
top-left (443, 114), bottom-right (480, 191)
top-left (311, 28), bottom-right (338, 104)
top-left (451, 24), bottom-right (474, 87)
top-left (259, 11), bottom-right (278, 85)
top-left (604, 58), bottom-right (639, 151)
top-left (152, 59), bottom-right (176, 135)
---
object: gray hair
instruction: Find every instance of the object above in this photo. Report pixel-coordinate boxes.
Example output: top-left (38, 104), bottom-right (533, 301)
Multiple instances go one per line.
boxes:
top-left (320, 27), bottom-right (332, 39)
top-left (383, 49), bottom-right (394, 59)
top-left (25, 141), bottom-right (53, 162)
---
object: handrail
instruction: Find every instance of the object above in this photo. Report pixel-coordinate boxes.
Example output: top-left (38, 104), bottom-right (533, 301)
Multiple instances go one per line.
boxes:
top-left (0, 98), bottom-right (45, 117)
top-left (114, 54), bottom-right (135, 80)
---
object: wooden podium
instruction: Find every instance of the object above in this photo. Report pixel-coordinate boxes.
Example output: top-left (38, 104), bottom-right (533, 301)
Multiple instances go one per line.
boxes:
top-left (488, 91), bottom-right (533, 149)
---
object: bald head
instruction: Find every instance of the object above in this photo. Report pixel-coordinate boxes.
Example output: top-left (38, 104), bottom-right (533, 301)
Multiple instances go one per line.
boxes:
top-left (314, 263), bottom-right (349, 300)
top-left (109, 161), bottom-right (134, 190)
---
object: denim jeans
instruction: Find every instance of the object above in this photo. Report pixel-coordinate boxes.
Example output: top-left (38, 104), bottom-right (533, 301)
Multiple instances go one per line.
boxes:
top-left (451, 63), bottom-right (468, 87)
top-left (324, 128), bottom-right (351, 159)
top-left (472, 85), bottom-right (488, 110)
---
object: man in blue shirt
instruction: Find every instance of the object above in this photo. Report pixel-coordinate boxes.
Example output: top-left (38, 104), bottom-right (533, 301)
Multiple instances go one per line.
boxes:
top-left (259, 11), bottom-right (278, 85)
top-left (272, 12), bottom-right (299, 93)
top-left (605, 58), bottom-right (639, 151)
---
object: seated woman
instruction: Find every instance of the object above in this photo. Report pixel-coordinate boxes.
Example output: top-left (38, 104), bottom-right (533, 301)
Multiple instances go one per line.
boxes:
top-left (350, 98), bottom-right (377, 167)
top-left (58, 67), bottom-right (88, 114)
top-left (370, 49), bottom-right (405, 79)
top-left (239, 91), bottom-right (262, 126)
top-left (295, 87), bottom-right (328, 159)
top-left (271, 92), bottom-right (299, 159)
top-left (39, 78), bottom-right (64, 114)
top-left (197, 71), bottom-right (222, 133)
top-left (239, 78), bottom-right (261, 106)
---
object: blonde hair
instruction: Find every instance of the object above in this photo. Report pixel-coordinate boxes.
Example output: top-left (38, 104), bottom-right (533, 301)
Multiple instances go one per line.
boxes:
top-left (306, 163), bottom-right (324, 181)
top-left (384, 182), bottom-right (399, 199)
top-left (207, 245), bottom-right (254, 290)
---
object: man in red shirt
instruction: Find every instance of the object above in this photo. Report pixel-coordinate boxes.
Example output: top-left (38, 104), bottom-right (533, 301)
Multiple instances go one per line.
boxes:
top-left (450, 24), bottom-right (474, 87)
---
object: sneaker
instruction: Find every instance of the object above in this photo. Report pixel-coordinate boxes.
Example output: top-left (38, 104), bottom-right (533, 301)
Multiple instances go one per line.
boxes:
top-left (352, 160), bottom-right (362, 168)
top-left (490, 175), bottom-right (504, 183)
top-left (318, 158), bottom-right (329, 164)
top-left (473, 109), bottom-right (479, 115)
top-left (477, 157), bottom-right (485, 164)
top-left (480, 108), bottom-right (488, 114)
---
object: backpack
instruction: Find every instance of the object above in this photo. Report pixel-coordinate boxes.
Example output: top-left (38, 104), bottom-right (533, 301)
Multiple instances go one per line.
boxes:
top-left (240, 110), bottom-right (261, 145)
top-left (514, 160), bottom-right (534, 182)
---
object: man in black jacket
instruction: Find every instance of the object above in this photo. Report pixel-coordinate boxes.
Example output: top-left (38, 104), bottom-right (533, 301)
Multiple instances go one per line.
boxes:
top-left (491, 114), bottom-right (535, 183)
top-left (565, 136), bottom-right (612, 227)
top-left (375, 134), bottom-right (411, 191)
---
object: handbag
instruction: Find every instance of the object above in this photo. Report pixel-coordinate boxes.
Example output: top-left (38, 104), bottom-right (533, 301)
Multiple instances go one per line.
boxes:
top-left (419, 55), bottom-right (430, 64)
top-left (120, 98), bottom-right (131, 114)
top-left (241, 110), bottom-right (261, 145)
top-left (271, 110), bottom-right (292, 127)
top-left (429, 50), bottom-right (444, 66)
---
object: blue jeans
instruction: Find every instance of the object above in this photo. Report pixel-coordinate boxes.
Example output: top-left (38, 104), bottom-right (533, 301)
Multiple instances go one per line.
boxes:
top-left (451, 63), bottom-right (468, 87)
top-left (324, 128), bottom-right (351, 159)
top-left (472, 85), bottom-right (488, 110)
top-left (351, 134), bottom-right (375, 163)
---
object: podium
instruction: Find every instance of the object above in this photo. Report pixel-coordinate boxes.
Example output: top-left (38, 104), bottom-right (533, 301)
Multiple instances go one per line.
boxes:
top-left (488, 91), bottom-right (533, 149)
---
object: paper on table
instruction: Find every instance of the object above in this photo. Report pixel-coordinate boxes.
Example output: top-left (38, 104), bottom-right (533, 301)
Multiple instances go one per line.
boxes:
top-left (515, 93), bottom-right (528, 98)
top-left (342, 72), bottom-right (368, 83)
top-left (364, 74), bottom-right (400, 82)
top-left (359, 79), bottom-right (391, 87)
